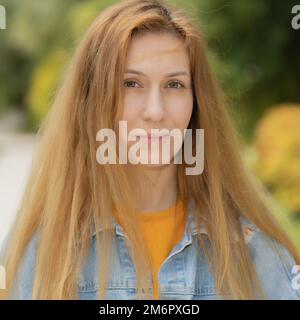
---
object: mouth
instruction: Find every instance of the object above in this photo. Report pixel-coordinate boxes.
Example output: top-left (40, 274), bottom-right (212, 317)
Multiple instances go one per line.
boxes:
top-left (138, 134), bottom-right (169, 142)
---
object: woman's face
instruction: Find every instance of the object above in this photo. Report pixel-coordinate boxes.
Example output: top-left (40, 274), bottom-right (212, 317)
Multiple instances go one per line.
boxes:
top-left (120, 31), bottom-right (194, 166)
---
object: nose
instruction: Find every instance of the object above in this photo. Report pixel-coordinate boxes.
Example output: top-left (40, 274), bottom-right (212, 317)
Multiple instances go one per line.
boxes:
top-left (142, 86), bottom-right (165, 123)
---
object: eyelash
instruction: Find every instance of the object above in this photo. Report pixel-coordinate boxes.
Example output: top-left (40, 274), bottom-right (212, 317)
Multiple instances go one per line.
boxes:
top-left (123, 80), bottom-right (185, 89)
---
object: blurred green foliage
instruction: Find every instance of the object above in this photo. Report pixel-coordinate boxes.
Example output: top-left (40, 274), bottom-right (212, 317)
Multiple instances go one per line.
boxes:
top-left (0, 0), bottom-right (77, 114)
top-left (28, 49), bottom-right (68, 126)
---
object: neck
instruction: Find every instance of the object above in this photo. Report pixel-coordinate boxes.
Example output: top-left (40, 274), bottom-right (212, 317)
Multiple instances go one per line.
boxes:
top-left (134, 163), bottom-right (178, 212)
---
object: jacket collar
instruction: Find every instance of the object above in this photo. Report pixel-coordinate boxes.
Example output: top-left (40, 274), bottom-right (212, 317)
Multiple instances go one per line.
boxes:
top-left (90, 198), bottom-right (257, 239)
top-left (90, 198), bottom-right (207, 238)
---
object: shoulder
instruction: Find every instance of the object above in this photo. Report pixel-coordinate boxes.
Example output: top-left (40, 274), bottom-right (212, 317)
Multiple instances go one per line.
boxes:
top-left (239, 215), bottom-right (300, 299)
top-left (9, 232), bottom-right (40, 300)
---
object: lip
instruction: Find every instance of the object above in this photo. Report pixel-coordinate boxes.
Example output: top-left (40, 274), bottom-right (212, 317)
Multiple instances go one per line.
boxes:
top-left (138, 134), bottom-right (169, 142)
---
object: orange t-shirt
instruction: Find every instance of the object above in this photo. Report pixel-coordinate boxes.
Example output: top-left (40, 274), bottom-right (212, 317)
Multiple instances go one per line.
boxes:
top-left (139, 200), bottom-right (186, 299)
top-left (113, 199), bottom-right (187, 299)
top-left (138, 198), bottom-right (187, 299)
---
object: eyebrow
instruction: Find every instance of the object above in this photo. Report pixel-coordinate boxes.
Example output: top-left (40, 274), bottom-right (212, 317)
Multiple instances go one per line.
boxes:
top-left (124, 69), bottom-right (190, 78)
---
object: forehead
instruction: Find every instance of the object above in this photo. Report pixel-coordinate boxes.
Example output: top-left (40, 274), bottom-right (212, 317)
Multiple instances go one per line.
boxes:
top-left (125, 31), bottom-right (190, 70)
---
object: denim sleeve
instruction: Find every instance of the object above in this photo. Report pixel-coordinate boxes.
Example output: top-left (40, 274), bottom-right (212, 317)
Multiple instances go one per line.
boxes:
top-left (247, 228), bottom-right (300, 299)
top-left (9, 233), bottom-right (39, 300)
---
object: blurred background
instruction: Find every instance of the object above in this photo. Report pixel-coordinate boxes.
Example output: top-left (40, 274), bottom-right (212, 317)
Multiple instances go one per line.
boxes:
top-left (0, 0), bottom-right (299, 252)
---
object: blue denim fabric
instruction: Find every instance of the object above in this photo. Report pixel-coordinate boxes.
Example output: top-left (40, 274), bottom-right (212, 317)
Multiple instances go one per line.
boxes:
top-left (4, 199), bottom-right (300, 300)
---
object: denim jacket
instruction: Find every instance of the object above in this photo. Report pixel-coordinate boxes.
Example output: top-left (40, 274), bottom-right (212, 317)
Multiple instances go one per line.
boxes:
top-left (4, 199), bottom-right (300, 300)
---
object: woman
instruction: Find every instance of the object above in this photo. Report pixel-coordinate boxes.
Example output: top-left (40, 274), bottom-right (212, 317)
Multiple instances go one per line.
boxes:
top-left (1, 0), bottom-right (300, 300)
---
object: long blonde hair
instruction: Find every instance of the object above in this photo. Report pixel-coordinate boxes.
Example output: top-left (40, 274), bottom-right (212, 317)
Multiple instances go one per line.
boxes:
top-left (2, 0), bottom-right (300, 300)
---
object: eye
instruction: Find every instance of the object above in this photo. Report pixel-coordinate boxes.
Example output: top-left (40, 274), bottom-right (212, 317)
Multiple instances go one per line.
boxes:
top-left (124, 80), bottom-right (185, 89)
top-left (167, 81), bottom-right (185, 89)
top-left (124, 80), bottom-right (140, 88)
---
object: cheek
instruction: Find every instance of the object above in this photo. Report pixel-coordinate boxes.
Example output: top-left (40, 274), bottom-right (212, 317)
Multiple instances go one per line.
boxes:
top-left (169, 95), bottom-right (193, 129)
top-left (121, 94), bottom-right (141, 122)
top-left (121, 104), bottom-right (137, 124)
top-left (119, 96), bottom-right (141, 147)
